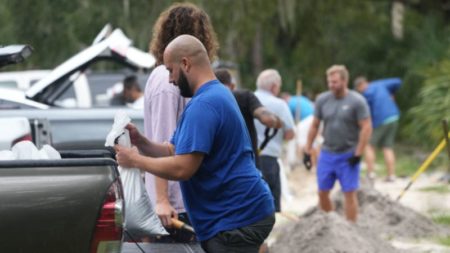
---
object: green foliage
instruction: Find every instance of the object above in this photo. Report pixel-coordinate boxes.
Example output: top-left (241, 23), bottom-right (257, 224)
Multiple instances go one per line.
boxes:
top-left (1, 0), bottom-right (450, 146)
top-left (403, 57), bottom-right (450, 145)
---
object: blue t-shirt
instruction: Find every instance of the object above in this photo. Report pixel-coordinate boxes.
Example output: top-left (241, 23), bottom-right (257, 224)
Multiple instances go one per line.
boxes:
top-left (362, 78), bottom-right (402, 128)
top-left (287, 95), bottom-right (314, 121)
top-left (171, 80), bottom-right (274, 241)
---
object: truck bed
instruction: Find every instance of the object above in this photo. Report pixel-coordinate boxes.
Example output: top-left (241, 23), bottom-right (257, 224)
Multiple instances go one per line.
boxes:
top-left (0, 154), bottom-right (120, 253)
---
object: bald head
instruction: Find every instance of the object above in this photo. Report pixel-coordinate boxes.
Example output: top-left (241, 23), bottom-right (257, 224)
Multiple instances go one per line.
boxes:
top-left (163, 34), bottom-right (217, 97)
top-left (164, 34), bottom-right (210, 66)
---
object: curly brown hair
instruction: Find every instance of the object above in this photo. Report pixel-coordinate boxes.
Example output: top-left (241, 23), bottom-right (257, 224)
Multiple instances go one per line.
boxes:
top-left (149, 2), bottom-right (219, 65)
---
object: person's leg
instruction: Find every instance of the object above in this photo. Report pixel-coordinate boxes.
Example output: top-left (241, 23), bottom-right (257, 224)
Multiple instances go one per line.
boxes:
top-left (365, 144), bottom-right (376, 178)
top-left (344, 191), bottom-right (358, 222)
top-left (316, 150), bottom-right (335, 211)
top-left (338, 151), bottom-right (361, 222)
top-left (318, 190), bottom-right (333, 212)
top-left (381, 121), bottom-right (398, 181)
top-left (259, 156), bottom-right (281, 212)
top-left (383, 147), bottom-right (396, 179)
top-left (367, 126), bottom-right (382, 178)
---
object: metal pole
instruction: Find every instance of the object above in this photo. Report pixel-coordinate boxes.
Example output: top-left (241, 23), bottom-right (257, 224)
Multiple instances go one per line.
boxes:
top-left (396, 137), bottom-right (447, 201)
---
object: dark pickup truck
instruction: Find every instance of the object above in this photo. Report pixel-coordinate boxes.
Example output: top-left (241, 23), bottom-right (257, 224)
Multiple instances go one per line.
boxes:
top-left (0, 150), bottom-right (124, 253)
top-left (0, 45), bottom-right (124, 253)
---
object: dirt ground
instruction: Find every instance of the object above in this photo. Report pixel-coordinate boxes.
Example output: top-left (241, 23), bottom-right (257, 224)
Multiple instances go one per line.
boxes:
top-left (268, 160), bottom-right (450, 253)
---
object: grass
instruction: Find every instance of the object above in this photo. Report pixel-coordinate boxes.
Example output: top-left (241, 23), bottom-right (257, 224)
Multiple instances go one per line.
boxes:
top-left (419, 185), bottom-right (450, 194)
top-left (364, 143), bottom-right (448, 178)
top-left (437, 237), bottom-right (450, 247)
top-left (431, 213), bottom-right (450, 247)
top-left (432, 213), bottom-right (450, 226)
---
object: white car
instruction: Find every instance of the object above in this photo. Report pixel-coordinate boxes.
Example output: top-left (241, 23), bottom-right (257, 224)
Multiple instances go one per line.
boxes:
top-left (0, 70), bottom-right (50, 91)
top-left (26, 25), bottom-right (155, 108)
top-left (0, 87), bottom-right (49, 109)
top-left (0, 26), bottom-right (153, 149)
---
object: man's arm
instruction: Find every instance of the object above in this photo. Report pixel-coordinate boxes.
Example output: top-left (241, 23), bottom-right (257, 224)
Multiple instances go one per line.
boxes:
top-left (284, 129), bottom-right (295, 140)
top-left (253, 107), bottom-right (283, 129)
top-left (354, 118), bottom-right (372, 156)
top-left (280, 102), bottom-right (296, 141)
top-left (154, 141), bottom-right (177, 227)
top-left (126, 123), bottom-right (171, 157)
top-left (115, 145), bottom-right (204, 181)
top-left (374, 78), bottom-right (402, 94)
top-left (305, 116), bottom-right (320, 154)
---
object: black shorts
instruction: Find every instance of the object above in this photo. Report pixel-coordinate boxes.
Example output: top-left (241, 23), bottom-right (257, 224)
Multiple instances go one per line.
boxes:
top-left (259, 155), bottom-right (281, 212)
top-left (201, 214), bottom-right (275, 253)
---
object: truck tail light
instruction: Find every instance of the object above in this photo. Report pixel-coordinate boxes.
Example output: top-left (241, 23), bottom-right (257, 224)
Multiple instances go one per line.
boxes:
top-left (90, 179), bottom-right (124, 253)
top-left (11, 134), bottom-right (33, 146)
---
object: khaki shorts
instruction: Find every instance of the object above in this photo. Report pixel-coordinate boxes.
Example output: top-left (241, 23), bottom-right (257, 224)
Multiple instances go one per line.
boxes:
top-left (370, 121), bottom-right (398, 148)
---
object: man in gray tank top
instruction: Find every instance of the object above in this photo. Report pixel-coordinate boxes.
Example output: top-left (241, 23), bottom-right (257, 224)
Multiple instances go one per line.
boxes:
top-left (304, 65), bottom-right (372, 222)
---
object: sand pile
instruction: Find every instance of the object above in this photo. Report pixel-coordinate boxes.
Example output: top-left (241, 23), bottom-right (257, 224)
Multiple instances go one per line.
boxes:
top-left (271, 187), bottom-right (450, 252)
top-left (334, 187), bottom-right (450, 238)
top-left (271, 211), bottom-right (399, 253)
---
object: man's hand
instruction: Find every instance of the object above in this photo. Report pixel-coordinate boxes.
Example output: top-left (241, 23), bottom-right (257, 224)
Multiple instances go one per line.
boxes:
top-left (303, 152), bottom-right (312, 171)
top-left (114, 145), bottom-right (140, 168)
top-left (156, 200), bottom-right (178, 228)
top-left (125, 123), bottom-right (144, 147)
top-left (347, 155), bottom-right (361, 167)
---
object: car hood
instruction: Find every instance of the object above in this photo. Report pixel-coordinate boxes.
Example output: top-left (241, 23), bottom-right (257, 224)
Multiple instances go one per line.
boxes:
top-left (0, 88), bottom-right (49, 109)
top-left (26, 28), bottom-right (155, 101)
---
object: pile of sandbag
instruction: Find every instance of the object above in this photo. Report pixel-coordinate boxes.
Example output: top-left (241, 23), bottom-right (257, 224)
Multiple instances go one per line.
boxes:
top-left (0, 141), bottom-right (61, 160)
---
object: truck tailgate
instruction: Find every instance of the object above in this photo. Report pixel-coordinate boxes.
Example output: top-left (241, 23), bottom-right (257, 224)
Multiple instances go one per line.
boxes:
top-left (0, 158), bottom-right (119, 253)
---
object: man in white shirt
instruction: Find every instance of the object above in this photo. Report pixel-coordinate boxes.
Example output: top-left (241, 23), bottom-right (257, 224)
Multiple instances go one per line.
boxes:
top-left (254, 69), bottom-right (295, 212)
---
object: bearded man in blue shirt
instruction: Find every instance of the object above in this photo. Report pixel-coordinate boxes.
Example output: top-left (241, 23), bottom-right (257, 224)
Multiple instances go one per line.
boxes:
top-left (115, 34), bottom-right (275, 253)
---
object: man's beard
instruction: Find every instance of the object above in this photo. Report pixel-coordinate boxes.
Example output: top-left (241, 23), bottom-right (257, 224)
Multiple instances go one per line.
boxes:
top-left (176, 70), bottom-right (193, 98)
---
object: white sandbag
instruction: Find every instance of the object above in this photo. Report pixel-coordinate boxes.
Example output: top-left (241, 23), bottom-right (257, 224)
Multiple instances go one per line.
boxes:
top-left (40, 145), bottom-right (62, 159)
top-left (0, 150), bottom-right (17, 160)
top-left (8, 141), bottom-right (61, 160)
top-left (278, 158), bottom-right (293, 203)
top-left (11, 141), bottom-right (41, 159)
top-left (105, 110), bottom-right (167, 236)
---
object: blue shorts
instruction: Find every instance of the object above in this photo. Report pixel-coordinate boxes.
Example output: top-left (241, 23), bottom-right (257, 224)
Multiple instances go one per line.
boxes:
top-left (317, 150), bottom-right (360, 192)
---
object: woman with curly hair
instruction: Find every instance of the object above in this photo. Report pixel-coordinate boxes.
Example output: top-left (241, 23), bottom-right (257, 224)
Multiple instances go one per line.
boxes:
top-left (142, 2), bottom-right (218, 244)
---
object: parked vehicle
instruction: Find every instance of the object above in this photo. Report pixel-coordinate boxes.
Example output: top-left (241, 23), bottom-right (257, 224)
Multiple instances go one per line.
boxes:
top-left (26, 26), bottom-right (154, 108)
top-left (0, 87), bottom-right (49, 109)
top-left (0, 150), bottom-right (124, 253)
top-left (0, 45), bottom-right (32, 68)
top-left (0, 26), bottom-right (152, 149)
top-left (0, 70), bottom-right (50, 90)
top-left (0, 44), bottom-right (125, 253)
top-left (1, 108), bottom-right (144, 150)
